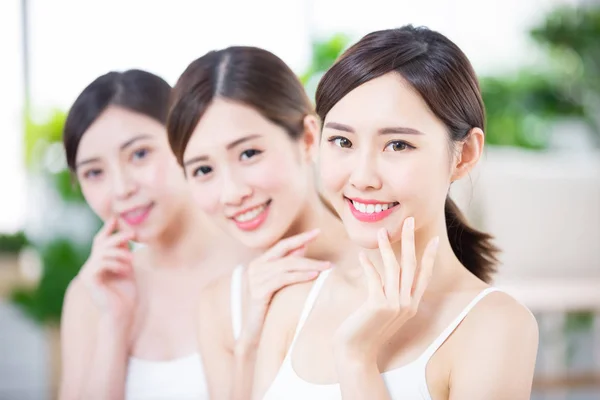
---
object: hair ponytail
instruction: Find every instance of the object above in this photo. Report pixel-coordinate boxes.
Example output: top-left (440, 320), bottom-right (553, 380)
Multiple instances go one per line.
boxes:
top-left (445, 198), bottom-right (499, 283)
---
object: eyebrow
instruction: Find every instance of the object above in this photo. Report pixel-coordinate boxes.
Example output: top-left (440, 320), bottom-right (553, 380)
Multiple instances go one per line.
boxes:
top-left (324, 121), bottom-right (424, 136)
top-left (183, 134), bottom-right (262, 167)
top-left (75, 134), bottom-right (153, 170)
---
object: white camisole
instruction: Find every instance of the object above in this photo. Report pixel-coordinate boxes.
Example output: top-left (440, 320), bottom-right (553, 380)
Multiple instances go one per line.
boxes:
top-left (123, 244), bottom-right (210, 399)
top-left (124, 353), bottom-right (208, 400)
top-left (255, 269), bottom-right (502, 400)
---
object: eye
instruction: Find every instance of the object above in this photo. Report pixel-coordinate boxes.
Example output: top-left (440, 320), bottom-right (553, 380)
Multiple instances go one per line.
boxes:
top-left (328, 136), bottom-right (352, 149)
top-left (240, 149), bottom-right (262, 161)
top-left (192, 165), bottom-right (213, 177)
top-left (83, 169), bottom-right (103, 180)
top-left (132, 148), bottom-right (150, 160)
top-left (384, 141), bottom-right (414, 152)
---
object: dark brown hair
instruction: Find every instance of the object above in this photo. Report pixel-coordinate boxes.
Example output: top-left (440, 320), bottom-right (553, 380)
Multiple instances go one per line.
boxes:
top-left (63, 69), bottom-right (171, 171)
top-left (167, 46), bottom-right (313, 165)
top-left (316, 25), bottom-right (499, 282)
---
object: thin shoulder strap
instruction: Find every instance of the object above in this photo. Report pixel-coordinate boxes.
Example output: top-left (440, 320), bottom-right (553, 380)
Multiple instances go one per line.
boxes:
top-left (420, 287), bottom-right (501, 361)
top-left (230, 265), bottom-right (244, 340)
top-left (287, 269), bottom-right (332, 351)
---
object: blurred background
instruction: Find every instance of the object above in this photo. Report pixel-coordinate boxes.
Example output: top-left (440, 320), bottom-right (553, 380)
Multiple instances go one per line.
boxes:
top-left (0, 0), bottom-right (598, 399)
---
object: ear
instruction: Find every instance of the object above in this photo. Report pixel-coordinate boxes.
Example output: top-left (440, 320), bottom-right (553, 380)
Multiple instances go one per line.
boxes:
top-left (299, 114), bottom-right (320, 163)
top-left (451, 127), bottom-right (484, 182)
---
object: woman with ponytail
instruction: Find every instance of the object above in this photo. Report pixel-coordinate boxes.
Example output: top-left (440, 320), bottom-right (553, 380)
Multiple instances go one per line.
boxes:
top-left (251, 25), bottom-right (539, 400)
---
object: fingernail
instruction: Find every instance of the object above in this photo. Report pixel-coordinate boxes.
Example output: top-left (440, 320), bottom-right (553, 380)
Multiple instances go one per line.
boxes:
top-left (309, 271), bottom-right (320, 278)
top-left (432, 236), bottom-right (440, 249)
top-left (406, 217), bottom-right (414, 229)
top-left (378, 228), bottom-right (387, 240)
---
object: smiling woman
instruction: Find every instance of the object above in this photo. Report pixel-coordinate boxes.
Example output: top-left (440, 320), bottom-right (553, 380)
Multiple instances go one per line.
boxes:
top-left (58, 69), bottom-right (251, 400)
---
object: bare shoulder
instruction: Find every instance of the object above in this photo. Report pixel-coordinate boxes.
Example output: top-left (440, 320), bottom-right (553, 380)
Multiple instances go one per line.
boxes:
top-left (261, 278), bottom-right (320, 343)
top-left (197, 266), bottom-right (241, 347)
top-left (62, 275), bottom-right (97, 324)
top-left (461, 289), bottom-right (538, 342)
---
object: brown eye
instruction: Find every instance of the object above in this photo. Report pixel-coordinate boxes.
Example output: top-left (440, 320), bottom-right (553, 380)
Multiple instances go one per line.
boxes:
top-left (330, 136), bottom-right (352, 148)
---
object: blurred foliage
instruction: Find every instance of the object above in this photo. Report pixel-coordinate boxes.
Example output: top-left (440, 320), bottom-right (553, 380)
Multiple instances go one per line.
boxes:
top-left (299, 33), bottom-right (351, 85)
top-left (11, 239), bottom-right (90, 324)
top-left (300, 33), bottom-right (351, 103)
top-left (10, 110), bottom-right (96, 325)
top-left (24, 109), bottom-right (67, 169)
top-left (482, 4), bottom-right (600, 149)
top-left (0, 231), bottom-right (28, 254)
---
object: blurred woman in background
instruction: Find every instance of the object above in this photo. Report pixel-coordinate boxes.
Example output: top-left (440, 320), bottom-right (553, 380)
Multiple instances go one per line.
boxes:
top-left (166, 46), bottom-right (351, 399)
top-left (58, 69), bottom-right (252, 400)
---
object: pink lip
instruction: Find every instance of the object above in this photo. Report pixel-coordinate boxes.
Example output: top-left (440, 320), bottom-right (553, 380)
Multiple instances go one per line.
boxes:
top-left (231, 201), bottom-right (271, 232)
top-left (119, 204), bottom-right (154, 226)
top-left (346, 198), bottom-right (398, 223)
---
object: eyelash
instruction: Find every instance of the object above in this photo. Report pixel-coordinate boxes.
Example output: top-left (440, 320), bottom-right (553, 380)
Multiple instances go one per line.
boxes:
top-left (192, 165), bottom-right (213, 177)
top-left (240, 148), bottom-right (262, 161)
top-left (83, 169), bottom-right (102, 179)
top-left (327, 136), bottom-right (415, 152)
top-left (191, 148), bottom-right (263, 178)
top-left (131, 148), bottom-right (150, 161)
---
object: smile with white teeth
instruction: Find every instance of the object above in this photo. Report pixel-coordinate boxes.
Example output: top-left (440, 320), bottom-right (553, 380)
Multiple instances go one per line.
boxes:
top-left (351, 200), bottom-right (398, 214)
top-left (233, 204), bottom-right (267, 222)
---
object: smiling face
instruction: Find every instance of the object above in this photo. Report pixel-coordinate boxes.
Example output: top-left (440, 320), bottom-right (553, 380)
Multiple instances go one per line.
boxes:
top-left (182, 98), bottom-right (315, 250)
top-left (318, 72), bottom-right (460, 248)
top-left (75, 106), bottom-right (189, 241)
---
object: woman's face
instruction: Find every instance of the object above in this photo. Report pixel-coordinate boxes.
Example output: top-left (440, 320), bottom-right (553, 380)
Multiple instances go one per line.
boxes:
top-left (318, 72), bottom-right (464, 248)
top-left (182, 98), bottom-right (315, 249)
top-left (76, 106), bottom-right (190, 241)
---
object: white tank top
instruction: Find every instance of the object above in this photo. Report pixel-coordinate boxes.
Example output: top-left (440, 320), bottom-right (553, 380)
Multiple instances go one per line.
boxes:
top-left (124, 353), bottom-right (208, 400)
top-left (231, 264), bottom-right (244, 340)
top-left (258, 269), bottom-right (501, 400)
top-left (122, 245), bottom-right (209, 399)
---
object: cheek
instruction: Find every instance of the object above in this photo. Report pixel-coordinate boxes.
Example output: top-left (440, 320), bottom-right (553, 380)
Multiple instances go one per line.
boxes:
top-left (318, 147), bottom-right (349, 194)
top-left (81, 184), bottom-right (112, 220)
top-left (247, 153), bottom-right (301, 195)
top-left (385, 153), bottom-right (450, 209)
top-left (188, 180), bottom-right (221, 213)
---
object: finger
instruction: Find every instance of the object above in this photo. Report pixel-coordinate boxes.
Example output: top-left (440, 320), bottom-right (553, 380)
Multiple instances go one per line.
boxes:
top-left (262, 229), bottom-right (321, 261)
top-left (97, 217), bottom-right (118, 239)
top-left (288, 245), bottom-right (308, 257)
top-left (377, 228), bottom-right (399, 300)
top-left (359, 252), bottom-right (383, 298)
top-left (400, 217), bottom-right (417, 305)
top-left (279, 257), bottom-right (331, 273)
top-left (412, 236), bottom-right (439, 304)
top-left (266, 270), bottom-right (321, 294)
top-left (104, 231), bottom-right (136, 249)
top-left (102, 248), bottom-right (134, 264)
top-left (94, 260), bottom-right (132, 279)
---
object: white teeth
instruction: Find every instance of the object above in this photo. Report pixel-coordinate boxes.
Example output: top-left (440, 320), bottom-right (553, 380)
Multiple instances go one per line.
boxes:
top-left (234, 204), bottom-right (266, 222)
top-left (351, 200), bottom-right (397, 214)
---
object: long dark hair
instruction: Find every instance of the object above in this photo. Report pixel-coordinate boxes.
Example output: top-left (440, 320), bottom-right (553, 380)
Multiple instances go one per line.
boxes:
top-left (63, 69), bottom-right (171, 171)
top-left (316, 25), bottom-right (499, 282)
top-left (167, 46), bottom-right (313, 165)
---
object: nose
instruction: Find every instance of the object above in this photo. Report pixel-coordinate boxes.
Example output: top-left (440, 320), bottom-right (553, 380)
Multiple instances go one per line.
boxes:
top-left (112, 167), bottom-right (137, 200)
top-left (220, 168), bottom-right (252, 206)
top-left (348, 150), bottom-right (382, 191)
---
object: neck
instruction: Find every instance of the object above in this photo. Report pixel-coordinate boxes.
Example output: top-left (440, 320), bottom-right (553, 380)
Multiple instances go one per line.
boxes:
top-left (283, 190), bottom-right (348, 262)
top-left (145, 199), bottom-right (217, 270)
top-left (363, 215), bottom-right (466, 294)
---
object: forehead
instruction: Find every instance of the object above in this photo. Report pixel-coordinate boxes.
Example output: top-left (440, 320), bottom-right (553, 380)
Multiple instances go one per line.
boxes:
top-left (184, 99), bottom-right (285, 155)
top-left (324, 72), bottom-right (444, 136)
top-left (76, 106), bottom-right (164, 162)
